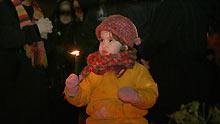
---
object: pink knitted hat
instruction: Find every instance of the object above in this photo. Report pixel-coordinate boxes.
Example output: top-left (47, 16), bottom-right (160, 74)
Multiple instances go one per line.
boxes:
top-left (96, 15), bottom-right (141, 47)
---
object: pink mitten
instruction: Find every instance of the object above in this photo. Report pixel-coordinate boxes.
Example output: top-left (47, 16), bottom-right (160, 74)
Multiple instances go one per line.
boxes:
top-left (65, 74), bottom-right (82, 96)
top-left (118, 87), bottom-right (141, 104)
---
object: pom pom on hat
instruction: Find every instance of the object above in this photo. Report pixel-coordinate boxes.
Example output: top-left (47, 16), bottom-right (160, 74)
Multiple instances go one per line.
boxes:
top-left (96, 15), bottom-right (141, 47)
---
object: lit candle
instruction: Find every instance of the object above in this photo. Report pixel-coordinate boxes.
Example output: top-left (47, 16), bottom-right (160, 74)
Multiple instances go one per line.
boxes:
top-left (70, 50), bottom-right (80, 74)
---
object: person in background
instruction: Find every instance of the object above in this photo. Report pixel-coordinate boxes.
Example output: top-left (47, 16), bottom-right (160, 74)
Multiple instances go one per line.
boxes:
top-left (207, 19), bottom-right (220, 67)
top-left (139, 0), bottom-right (220, 123)
top-left (0, 0), bottom-right (53, 124)
top-left (47, 0), bottom-right (93, 123)
top-left (47, 0), bottom-right (78, 123)
top-left (64, 14), bottom-right (158, 124)
top-left (48, 0), bottom-right (92, 84)
top-left (207, 19), bottom-right (220, 104)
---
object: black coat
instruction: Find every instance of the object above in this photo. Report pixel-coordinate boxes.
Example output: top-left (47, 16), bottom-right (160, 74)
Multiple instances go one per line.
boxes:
top-left (139, 0), bottom-right (220, 123)
top-left (0, 0), bottom-right (41, 50)
top-left (0, 1), bottom-right (50, 124)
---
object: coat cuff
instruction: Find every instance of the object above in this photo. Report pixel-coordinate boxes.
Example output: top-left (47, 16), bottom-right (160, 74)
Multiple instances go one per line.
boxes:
top-left (64, 87), bottom-right (77, 99)
top-left (22, 25), bottom-right (41, 44)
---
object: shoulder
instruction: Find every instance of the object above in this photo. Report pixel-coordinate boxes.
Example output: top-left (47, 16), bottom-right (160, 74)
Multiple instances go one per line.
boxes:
top-left (85, 72), bottom-right (103, 81)
top-left (0, 0), bottom-right (6, 4)
top-left (0, 1), bottom-right (19, 25)
top-left (0, 0), bottom-right (10, 8)
top-left (129, 62), bottom-right (153, 77)
top-left (124, 62), bottom-right (150, 77)
top-left (133, 62), bottom-right (148, 72)
top-left (0, 0), bottom-right (13, 8)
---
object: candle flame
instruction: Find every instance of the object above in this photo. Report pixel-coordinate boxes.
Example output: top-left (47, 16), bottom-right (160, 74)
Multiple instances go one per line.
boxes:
top-left (70, 50), bottom-right (80, 56)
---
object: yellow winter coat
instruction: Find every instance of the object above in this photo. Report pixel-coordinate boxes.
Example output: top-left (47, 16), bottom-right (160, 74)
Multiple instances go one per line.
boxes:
top-left (64, 62), bottom-right (158, 124)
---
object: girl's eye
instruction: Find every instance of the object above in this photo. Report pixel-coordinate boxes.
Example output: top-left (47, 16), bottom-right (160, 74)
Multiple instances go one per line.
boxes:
top-left (100, 39), bottom-right (104, 42)
top-left (109, 40), bottom-right (112, 42)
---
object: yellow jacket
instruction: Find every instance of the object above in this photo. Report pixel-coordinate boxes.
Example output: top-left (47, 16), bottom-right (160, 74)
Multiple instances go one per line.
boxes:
top-left (64, 62), bottom-right (158, 124)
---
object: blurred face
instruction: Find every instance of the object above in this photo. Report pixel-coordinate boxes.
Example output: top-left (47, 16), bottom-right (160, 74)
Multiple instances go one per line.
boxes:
top-left (99, 31), bottom-right (123, 55)
top-left (59, 3), bottom-right (72, 24)
top-left (207, 33), bottom-right (220, 52)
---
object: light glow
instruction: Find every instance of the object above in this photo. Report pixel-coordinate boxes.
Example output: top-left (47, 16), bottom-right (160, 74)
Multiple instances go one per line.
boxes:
top-left (70, 50), bottom-right (80, 56)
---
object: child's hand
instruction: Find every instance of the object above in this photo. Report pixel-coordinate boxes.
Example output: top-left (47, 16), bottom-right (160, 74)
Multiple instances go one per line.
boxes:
top-left (118, 87), bottom-right (141, 104)
top-left (65, 74), bottom-right (82, 97)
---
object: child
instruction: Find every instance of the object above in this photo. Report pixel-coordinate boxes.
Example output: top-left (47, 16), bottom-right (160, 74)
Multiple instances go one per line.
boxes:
top-left (64, 15), bottom-right (158, 124)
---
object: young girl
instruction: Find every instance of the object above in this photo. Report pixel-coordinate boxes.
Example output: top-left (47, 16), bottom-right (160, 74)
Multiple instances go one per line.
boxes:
top-left (64, 15), bottom-right (158, 124)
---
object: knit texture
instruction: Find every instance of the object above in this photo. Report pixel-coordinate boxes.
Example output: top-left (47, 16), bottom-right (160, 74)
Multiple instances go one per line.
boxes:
top-left (11, 0), bottom-right (48, 67)
top-left (96, 15), bottom-right (141, 47)
top-left (81, 49), bottom-right (137, 78)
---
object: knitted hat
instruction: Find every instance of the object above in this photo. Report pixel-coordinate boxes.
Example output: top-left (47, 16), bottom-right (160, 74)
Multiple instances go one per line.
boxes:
top-left (96, 15), bottom-right (141, 47)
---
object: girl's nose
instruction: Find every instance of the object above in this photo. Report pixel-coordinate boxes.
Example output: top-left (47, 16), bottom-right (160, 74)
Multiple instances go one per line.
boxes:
top-left (102, 40), bottom-right (109, 47)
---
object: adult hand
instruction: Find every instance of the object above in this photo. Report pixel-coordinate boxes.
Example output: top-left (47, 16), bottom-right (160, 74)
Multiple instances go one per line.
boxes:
top-left (36, 18), bottom-right (53, 34)
top-left (40, 32), bottom-right (48, 39)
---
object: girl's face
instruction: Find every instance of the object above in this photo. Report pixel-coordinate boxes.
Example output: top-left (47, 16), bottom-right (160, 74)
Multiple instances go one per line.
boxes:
top-left (59, 3), bottom-right (72, 24)
top-left (99, 31), bottom-right (123, 55)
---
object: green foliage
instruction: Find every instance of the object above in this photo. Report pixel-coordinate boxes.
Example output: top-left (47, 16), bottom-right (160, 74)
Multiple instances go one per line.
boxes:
top-left (168, 101), bottom-right (220, 124)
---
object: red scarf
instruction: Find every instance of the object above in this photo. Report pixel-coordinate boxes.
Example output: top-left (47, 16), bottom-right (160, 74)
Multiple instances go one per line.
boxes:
top-left (11, 0), bottom-right (48, 67)
top-left (81, 49), bottom-right (137, 78)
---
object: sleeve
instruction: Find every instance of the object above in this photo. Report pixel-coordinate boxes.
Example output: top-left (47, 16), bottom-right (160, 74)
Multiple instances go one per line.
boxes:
top-left (64, 72), bottom-right (101, 107)
top-left (132, 63), bottom-right (159, 109)
top-left (0, 25), bottom-right (41, 49)
top-left (22, 24), bottom-right (41, 44)
top-left (0, 2), bottom-right (41, 49)
top-left (0, 25), bottom-right (26, 49)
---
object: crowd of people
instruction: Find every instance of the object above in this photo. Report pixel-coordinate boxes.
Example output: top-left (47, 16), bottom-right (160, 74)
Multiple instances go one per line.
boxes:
top-left (0, 0), bottom-right (219, 124)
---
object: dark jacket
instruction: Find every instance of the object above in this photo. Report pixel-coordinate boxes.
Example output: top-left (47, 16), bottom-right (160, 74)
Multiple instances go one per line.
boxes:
top-left (47, 1), bottom-right (98, 89)
top-left (0, 0), bottom-right (40, 50)
top-left (0, 1), bottom-right (50, 124)
top-left (139, 0), bottom-right (220, 123)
